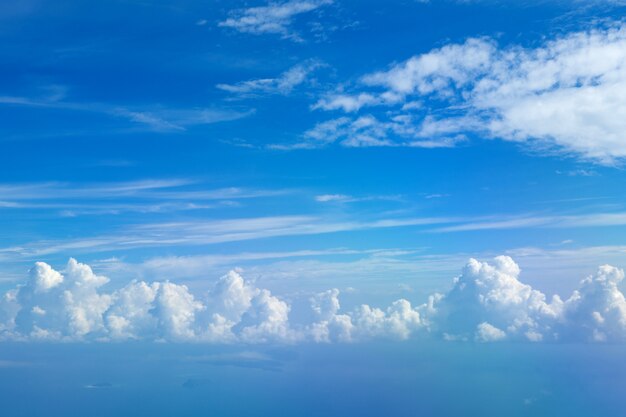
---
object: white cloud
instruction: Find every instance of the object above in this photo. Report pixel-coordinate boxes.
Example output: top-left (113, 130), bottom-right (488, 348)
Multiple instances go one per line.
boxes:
top-left (217, 61), bottom-right (322, 96)
top-left (219, 0), bottom-right (332, 41)
top-left (434, 256), bottom-right (563, 342)
top-left (307, 289), bottom-right (426, 342)
top-left (475, 322), bottom-right (507, 342)
top-left (105, 281), bottom-right (159, 340)
top-left (239, 289), bottom-right (292, 343)
top-left (285, 114), bottom-right (465, 149)
top-left (562, 264), bottom-right (626, 341)
top-left (61, 259), bottom-right (112, 337)
top-left (203, 270), bottom-right (296, 343)
top-left (152, 282), bottom-right (204, 340)
top-left (351, 299), bottom-right (424, 340)
top-left (30, 262), bottom-right (63, 293)
top-left (7, 259), bottom-right (112, 340)
top-left (310, 24), bottom-right (626, 164)
top-left (313, 92), bottom-right (385, 112)
top-left (2, 256), bottom-right (626, 344)
top-left (310, 288), bottom-right (340, 320)
top-left (432, 256), bottom-right (626, 343)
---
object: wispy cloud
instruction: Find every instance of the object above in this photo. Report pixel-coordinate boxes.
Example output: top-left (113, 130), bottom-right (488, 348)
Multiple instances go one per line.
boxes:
top-left (0, 215), bottom-right (454, 258)
top-left (434, 212), bottom-right (626, 233)
top-left (100, 247), bottom-right (399, 282)
top-left (219, 0), bottom-right (333, 41)
top-left (0, 180), bottom-right (290, 217)
top-left (314, 193), bottom-right (403, 203)
top-left (556, 169), bottom-right (599, 177)
top-left (0, 180), bottom-right (285, 201)
top-left (315, 194), bottom-right (352, 202)
top-left (217, 60), bottom-right (323, 96)
top-left (7, 208), bottom-right (626, 258)
top-left (0, 89), bottom-right (254, 132)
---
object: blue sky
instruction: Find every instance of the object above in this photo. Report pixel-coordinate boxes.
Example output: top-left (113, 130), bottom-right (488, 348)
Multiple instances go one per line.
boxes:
top-left (6, 2), bottom-right (626, 416)
top-left (2, 0), bottom-right (626, 345)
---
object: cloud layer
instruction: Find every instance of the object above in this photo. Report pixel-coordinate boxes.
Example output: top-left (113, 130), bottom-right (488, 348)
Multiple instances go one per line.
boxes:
top-left (1, 256), bottom-right (625, 343)
top-left (306, 24), bottom-right (626, 164)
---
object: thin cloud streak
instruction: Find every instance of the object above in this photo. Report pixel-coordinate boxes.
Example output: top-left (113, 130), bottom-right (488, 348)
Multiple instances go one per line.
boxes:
top-left (0, 93), bottom-right (253, 132)
top-left (0, 215), bottom-right (457, 258)
top-left (0, 181), bottom-right (289, 202)
top-left (435, 212), bottom-right (626, 232)
top-left (5, 210), bottom-right (626, 258)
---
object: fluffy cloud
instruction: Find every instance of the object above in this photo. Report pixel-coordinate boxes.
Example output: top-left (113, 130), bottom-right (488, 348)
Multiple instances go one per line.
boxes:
top-left (561, 264), bottom-right (626, 342)
top-left (204, 270), bottom-right (295, 343)
top-left (435, 256), bottom-right (563, 342)
top-left (1, 256), bottom-right (626, 343)
top-left (219, 0), bottom-right (332, 40)
top-left (433, 256), bottom-right (626, 343)
top-left (307, 289), bottom-right (426, 342)
top-left (309, 24), bottom-right (626, 164)
top-left (105, 281), bottom-right (159, 340)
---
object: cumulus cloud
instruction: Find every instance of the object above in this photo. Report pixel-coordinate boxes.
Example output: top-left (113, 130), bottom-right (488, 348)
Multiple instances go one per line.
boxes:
top-left (307, 288), bottom-right (427, 342)
top-left (1, 256), bottom-right (625, 343)
top-left (309, 24), bottom-right (626, 164)
top-left (217, 61), bottom-right (323, 96)
top-left (219, 0), bottom-right (332, 41)
top-left (561, 264), bottom-right (626, 341)
top-left (435, 256), bottom-right (564, 342)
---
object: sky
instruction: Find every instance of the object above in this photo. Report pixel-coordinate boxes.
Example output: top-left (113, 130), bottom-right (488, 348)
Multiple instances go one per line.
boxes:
top-left (2, 1), bottom-right (626, 414)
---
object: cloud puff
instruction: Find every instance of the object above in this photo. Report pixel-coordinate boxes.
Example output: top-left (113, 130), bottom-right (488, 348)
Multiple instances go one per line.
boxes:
top-left (1, 256), bottom-right (625, 343)
top-left (561, 264), bottom-right (626, 342)
top-left (434, 256), bottom-right (626, 343)
top-left (219, 0), bottom-right (332, 41)
top-left (309, 24), bottom-right (626, 164)
top-left (204, 270), bottom-right (295, 343)
top-left (307, 288), bottom-right (427, 342)
top-left (435, 256), bottom-right (563, 342)
top-left (475, 322), bottom-right (506, 342)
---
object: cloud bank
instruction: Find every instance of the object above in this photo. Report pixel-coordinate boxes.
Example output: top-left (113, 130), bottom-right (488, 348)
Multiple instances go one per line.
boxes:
top-left (1, 256), bottom-right (625, 343)
top-left (306, 23), bottom-right (626, 164)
